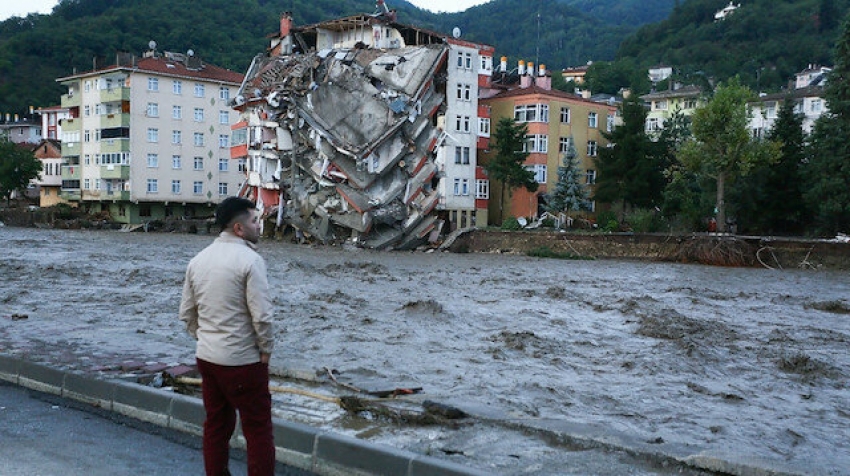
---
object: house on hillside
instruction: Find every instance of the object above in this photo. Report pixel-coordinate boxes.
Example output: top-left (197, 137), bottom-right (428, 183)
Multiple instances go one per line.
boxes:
top-left (56, 46), bottom-right (244, 224)
top-left (749, 65), bottom-right (831, 137)
top-left (561, 63), bottom-right (590, 85)
top-left (715, 2), bottom-right (741, 21)
top-left (0, 114), bottom-right (42, 144)
top-left (640, 84), bottom-right (704, 136)
top-left (28, 139), bottom-right (64, 207)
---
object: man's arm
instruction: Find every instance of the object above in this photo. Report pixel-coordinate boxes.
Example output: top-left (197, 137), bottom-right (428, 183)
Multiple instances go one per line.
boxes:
top-left (246, 257), bottom-right (275, 357)
top-left (178, 267), bottom-right (199, 338)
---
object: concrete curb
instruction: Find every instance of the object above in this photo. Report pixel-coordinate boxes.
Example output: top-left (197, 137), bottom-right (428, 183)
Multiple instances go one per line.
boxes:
top-left (0, 354), bottom-right (489, 476)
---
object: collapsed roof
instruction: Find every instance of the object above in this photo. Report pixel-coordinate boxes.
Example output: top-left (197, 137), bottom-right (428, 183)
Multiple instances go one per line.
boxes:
top-left (235, 43), bottom-right (449, 249)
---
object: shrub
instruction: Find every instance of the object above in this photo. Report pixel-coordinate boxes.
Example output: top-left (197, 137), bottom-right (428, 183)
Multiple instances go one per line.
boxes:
top-left (540, 218), bottom-right (556, 228)
top-left (626, 208), bottom-right (667, 233)
top-left (501, 217), bottom-right (522, 230)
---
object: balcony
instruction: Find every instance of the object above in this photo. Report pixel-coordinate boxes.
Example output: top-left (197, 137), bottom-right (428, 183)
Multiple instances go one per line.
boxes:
top-left (100, 164), bottom-right (130, 180)
top-left (100, 139), bottom-right (130, 154)
top-left (61, 165), bottom-right (81, 180)
top-left (61, 93), bottom-right (81, 109)
top-left (60, 190), bottom-right (81, 201)
top-left (99, 87), bottom-right (130, 104)
top-left (100, 113), bottom-right (130, 129)
top-left (104, 190), bottom-right (130, 201)
top-left (61, 117), bottom-right (82, 133)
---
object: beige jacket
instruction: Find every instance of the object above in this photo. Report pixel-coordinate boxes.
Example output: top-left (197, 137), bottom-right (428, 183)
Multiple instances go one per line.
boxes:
top-left (179, 232), bottom-right (275, 366)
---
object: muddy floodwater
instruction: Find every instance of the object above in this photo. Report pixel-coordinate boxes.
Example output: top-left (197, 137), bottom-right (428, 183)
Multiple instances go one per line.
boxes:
top-left (2, 227), bottom-right (849, 475)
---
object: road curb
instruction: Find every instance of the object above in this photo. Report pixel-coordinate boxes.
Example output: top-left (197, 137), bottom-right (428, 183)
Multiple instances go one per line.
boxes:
top-left (0, 354), bottom-right (489, 476)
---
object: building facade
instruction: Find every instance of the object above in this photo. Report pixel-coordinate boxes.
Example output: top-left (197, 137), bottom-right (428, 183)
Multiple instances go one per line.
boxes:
top-left (749, 65), bottom-right (830, 137)
top-left (57, 48), bottom-right (244, 223)
top-left (481, 80), bottom-right (618, 223)
top-left (29, 139), bottom-right (64, 207)
top-left (640, 84), bottom-right (704, 136)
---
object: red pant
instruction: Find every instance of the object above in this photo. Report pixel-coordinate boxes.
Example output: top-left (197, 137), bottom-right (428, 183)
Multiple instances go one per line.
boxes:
top-left (197, 358), bottom-right (275, 476)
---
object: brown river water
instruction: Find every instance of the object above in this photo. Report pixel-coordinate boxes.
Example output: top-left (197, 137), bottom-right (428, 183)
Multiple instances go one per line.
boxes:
top-left (1, 227), bottom-right (848, 475)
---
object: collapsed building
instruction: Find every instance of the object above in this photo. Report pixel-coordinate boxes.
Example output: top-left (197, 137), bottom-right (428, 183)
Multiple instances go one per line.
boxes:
top-left (230, 2), bottom-right (495, 249)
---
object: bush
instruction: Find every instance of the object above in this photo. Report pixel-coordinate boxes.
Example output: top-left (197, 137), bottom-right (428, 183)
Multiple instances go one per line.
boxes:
top-left (596, 210), bottom-right (617, 231)
top-left (540, 218), bottom-right (556, 228)
top-left (625, 208), bottom-right (667, 233)
top-left (501, 217), bottom-right (522, 230)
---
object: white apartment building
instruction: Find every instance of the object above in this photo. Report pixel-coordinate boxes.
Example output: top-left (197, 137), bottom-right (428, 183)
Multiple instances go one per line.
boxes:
top-left (57, 48), bottom-right (244, 223)
top-left (749, 65), bottom-right (830, 137)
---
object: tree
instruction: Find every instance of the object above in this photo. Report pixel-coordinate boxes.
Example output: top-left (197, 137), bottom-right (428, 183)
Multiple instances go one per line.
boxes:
top-left (484, 117), bottom-right (537, 223)
top-left (677, 78), bottom-right (780, 232)
top-left (733, 97), bottom-right (807, 234)
top-left (594, 95), bottom-right (665, 215)
top-left (804, 17), bottom-right (850, 235)
top-left (0, 138), bottom-right (42, 205)
top-left (544, 136), bottom-right (590, 221)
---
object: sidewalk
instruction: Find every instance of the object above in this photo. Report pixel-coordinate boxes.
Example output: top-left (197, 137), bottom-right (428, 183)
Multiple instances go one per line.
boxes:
top-left (0, 380), bottom-right (311, 476)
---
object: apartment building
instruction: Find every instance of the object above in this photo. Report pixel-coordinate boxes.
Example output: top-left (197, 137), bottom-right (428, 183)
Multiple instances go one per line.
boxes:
top-left (481, 67), bottom-right (618, 222)
top-left (640, 84), bottom-right (704, 136)
top-left (57, 47), bottom-right (244, 223)
top-left (749, 65), bottom-right (830, 137)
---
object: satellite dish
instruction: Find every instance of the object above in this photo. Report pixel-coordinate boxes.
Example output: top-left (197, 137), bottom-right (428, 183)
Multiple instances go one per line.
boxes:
top-left (187, 49), bottom-right (194, 57)
top-left (452, 27), bottom-right (461, 38)
top-left (148, 40), bottom-right (157, 50)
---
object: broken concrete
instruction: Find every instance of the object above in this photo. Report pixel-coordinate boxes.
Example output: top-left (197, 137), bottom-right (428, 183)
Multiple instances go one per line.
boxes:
top-left (233, 43), bottom-right (448, 250)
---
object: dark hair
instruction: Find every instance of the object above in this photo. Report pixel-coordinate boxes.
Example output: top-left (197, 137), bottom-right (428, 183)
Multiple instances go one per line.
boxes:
top-left (215, 197), bottom-right (255, 229)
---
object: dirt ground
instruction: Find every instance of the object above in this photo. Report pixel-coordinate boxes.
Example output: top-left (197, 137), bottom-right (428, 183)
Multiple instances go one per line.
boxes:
top-left (1, 227), bottom-right (849, 475)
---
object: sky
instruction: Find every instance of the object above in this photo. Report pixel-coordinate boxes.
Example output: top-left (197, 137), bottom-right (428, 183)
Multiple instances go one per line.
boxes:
top-left (0, 0), bottom-right (489, 21)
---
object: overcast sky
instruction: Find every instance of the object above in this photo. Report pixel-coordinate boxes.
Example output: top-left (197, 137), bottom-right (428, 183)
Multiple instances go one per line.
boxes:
top-left (0, 0), bottom-right (489, 21)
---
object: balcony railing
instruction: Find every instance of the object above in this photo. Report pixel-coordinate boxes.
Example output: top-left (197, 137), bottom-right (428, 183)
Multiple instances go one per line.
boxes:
top-left (61, 165), bottom-right (81, 180)
top-left (100, 113), bottom-right (130, 129)
top-left (61, 118), bottom-right (82, 133)
top-left (60, 190), bottom-right (81, 201)
top-left (61, 93), bottom-right (81, 109)
top-left (99, 87), bottom-right (130, 103)
top-left (100, 139), bottom-right (131, 154)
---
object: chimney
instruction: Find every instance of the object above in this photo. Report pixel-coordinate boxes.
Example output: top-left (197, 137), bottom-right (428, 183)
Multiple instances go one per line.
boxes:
top-left (14, 114), bottom-right (19, 122)
top-left (280, 12), bottom-right (292, 38)
top-left (518, 60), bottom-right (525, 76)
top-left (581, 90), bottom-right (591, 99)
top-left (527, 62), bottom-right (534, 76)
top-left (539, 64), bottom-right (546, 77)
top-left (536, 64), bottom-right (552, 91)
top-left (501, 56), bottom-right (507, 72)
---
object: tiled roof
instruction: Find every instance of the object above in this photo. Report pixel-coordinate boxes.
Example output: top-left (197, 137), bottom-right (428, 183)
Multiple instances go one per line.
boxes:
top-left (58, 55), bottom-right (244, 84)
top-left (482, 84), bottom-right (617, 109)
top-left (640, 85), bottom-right (702, 100)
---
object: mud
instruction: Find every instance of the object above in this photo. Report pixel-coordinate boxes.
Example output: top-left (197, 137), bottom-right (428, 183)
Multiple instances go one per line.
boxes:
top-left (1, 227), bottom-right (849, 475)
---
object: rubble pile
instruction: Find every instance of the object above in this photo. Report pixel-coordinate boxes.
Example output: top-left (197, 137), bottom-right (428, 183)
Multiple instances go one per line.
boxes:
top-left (235, 44), bottom-right (449, 249)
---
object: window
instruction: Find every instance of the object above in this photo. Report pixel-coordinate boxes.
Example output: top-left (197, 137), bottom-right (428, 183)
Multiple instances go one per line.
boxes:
top-left (194, 108), bottom-right (204, 122)
top-left (607, 114), bottom-right (615, 132)
top-left (172, 155), bottom-right (182, 169)
top-left (461, 178), bottom-right (470, 196)
top-left (654, 100), bottom-right (667, 111)
top-left (84, 154), bottom-right (91, 165)
top-left (646, 117), bottom-right (661, 132)
top-left (587, 140), bottom-right (598, 157)
top-left (147, 77), bottom-right (159, 91)
top-left (456, 116), bottom-right (471, 133)
top-left (218, 157), bottom-right (229, 171)
top-left (560, 107), bottom-right (570, 124)
top-left (84, 179), bottom-right (90, 190)
top-left (147, 128), bottom-right (159, 142)
top-left (218, 134), bottom-right (229, 148)
top-left (480, 56), bottom-right (492, 72)
top-left (465, 53), bottom-right (472, 70)
top-left (146, 103), bottom-right (159, 117)
top-left (194, 156), bottom-right (204, 170)
top-left (766, 104), bottom-right (777, 119)
top-left (464, 85), bottom-right (471, 102)
top-left (463, 116), bottom-right (471, 133)
top-left (588, 112), bottom-right (598, 128)
top-left (147, 154), bottom-right (158, 168)
top-left (238, 158), bottom-right (248, 172)
top-left (95, 129), bottom-right (101, 141)
top-left (462, 147), bottom-right (470, 164)
top-left (456, 52), bottom-right (463, 68)
top-left (172, 130), bottom-right (182, 144)
top-left (219, 110), bottom-right (229, 125)
top-left (219, 87), bottom-right (230, 100)
top-left (84, 81), bottom-right (91, 92)
top-left (84, 130), bottom-right (91, 143)
top-left (194, 83), bottom-right (205, 97)
top-left (454, 147), bottom-right (471, 164)
top-left (559, 137), bottom-right (573, 153)
top-left (194, 133), bottom-right (204, 146)
top-left (193, 181), bottom-right (203, 194)
top-left (475, 179), bottom-right (489, 199)
top-left (811, 99), bottom-right (823, 112)
top-left (172, 105), bottom-right (182, 119)
top-left (84, 105), bottom-right (91, 117)
top-left (453, 178), bottom-right (461, 196)
top-left (147, 179), bottom-right (158, 193)
top-left (171, 180), bottom-right (181, 194)
top-left (173, 80), bottom-right (182, 95)
top-left (218, 182), bottom-right (228, 196)
top-left (94, 154), bottom-right (101, 165)
top-left (478, 118), bottom-right (490, 137)
top-left (752, 128), bottom-right (764, 139)
top-left (514, 104), bottom-right (549, 123)
top-left (684, 99), bottom-right (698, 109)
top-left (454, 147), bottom-right (462, 164)
top-left (585, 169), bottom-right (597, 184)
top-left (523, 134), bottom-right (548, 153)
top-left (525, 165), bottom-right (547, 183)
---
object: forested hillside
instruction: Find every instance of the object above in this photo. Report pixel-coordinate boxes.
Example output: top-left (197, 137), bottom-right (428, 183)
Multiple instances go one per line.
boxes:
top-left (0, 0), bottom-right (675, 114)
top-left (614, 0), bottom-right (850, 92)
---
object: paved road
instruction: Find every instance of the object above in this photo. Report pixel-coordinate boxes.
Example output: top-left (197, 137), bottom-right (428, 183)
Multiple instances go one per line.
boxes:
top-left (0, 380), bottom-right (314, 476)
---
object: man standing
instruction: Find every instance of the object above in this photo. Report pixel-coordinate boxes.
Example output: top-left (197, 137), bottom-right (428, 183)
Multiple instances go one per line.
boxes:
top-left (180, 197), bottom-right (275, 476)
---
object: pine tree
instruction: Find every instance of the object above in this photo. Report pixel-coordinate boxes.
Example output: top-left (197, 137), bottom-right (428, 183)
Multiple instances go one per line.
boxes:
top-left (804, 16), bottom-right (850, 235)
top-left (484, 117), bottom-right (538, 224)
top-left (544, 136), bottom-right (590, 220)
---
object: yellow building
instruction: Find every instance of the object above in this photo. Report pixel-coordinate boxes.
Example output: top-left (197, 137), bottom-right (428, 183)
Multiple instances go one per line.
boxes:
top-left (481, 84), bottom-right (617, 224)
top-left (640, 85), bottom-right (703, 136)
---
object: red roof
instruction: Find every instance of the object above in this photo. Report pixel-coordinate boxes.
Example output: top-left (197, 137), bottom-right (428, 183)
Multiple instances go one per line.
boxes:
top-left (133, 56), bottom-right (244, 84)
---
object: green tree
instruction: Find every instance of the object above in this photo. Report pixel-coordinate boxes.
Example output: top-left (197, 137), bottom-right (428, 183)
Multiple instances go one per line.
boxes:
top-left (733, 97), bottom-right (807, 234)
top-left (804, 16), bottom-right (850, 235)
top-left (544, 136), bottom-right (590, 220)
top-left (0, 138), bottom-right (42, 205)
top-left (677, 78), bottom-right (780, 232)
top-left (594, 95), bottom-right (664, 214)
top-left (484, 117), bottom-right (537, 223)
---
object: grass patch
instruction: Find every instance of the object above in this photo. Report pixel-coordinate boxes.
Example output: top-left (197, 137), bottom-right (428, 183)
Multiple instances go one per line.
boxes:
top-left (526, 246), bottom-right (594, 260)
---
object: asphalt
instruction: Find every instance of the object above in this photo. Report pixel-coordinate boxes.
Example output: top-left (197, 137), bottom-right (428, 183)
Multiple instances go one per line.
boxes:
top-left (0, 380), bottom-right (314, 476)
